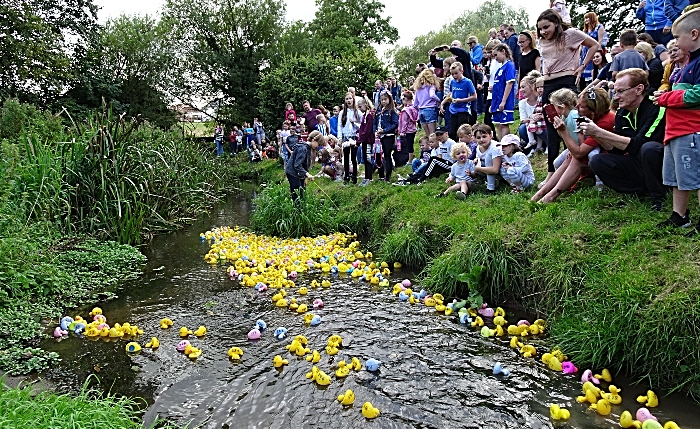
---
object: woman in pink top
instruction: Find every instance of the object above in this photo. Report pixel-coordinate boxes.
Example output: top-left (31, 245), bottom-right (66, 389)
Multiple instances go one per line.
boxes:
top-left (412, 69), bottom-right (441, 138)
top-left (398, 91), bottom-right (419, 166)
top-left (537, 8), bottom-right (599, 184)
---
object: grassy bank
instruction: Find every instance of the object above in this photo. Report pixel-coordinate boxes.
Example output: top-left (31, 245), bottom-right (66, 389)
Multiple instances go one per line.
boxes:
top-left (244, 155), bottom-right (700, 399)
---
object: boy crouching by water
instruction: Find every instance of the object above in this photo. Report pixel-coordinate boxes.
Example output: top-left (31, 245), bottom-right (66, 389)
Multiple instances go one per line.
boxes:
top-left (435, 142), bottom-right (477, 199)
top-left (285, 130), bottom-right (323, 204)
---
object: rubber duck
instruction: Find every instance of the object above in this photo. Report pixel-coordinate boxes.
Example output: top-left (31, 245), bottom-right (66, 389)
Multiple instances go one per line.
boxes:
top-left (179, 327), bottom-right (192, 337)
top-left (84, 326), bottom-right (99, 337)
top-left (509, 337), bottom-right (522, 348)
top-left (228, 347), bottom-right (243, 359)
top-left (550, 347), bottom-right (566, 362)
top-left (589, 398), bottom-right (612, 415)
top-left (392, 284), bottom-right (403, 295)
top-left (507, 325), bottom-right (520, 335)
top-left (315, 369), bottom-right (332, 385)
top-left (275, 298), bottom-right (288, 307)
top-left (321, 280), bottom-right (331, 288)
top-left (409, 295), bottom-right (419, 305)
top-left (176, 340), bottom-right (190, 352)
top-left (562, 361), bottom-right (578, 374)
top-left (60, 317), bottom-right (74, 331)
top-left (186, 346), bottom-right (202, 359)
top-left (549, 404), bottom-right (571, 420)
top-left (576, 388), bottom-right (599, 405)
top-left (328, 334), bottom-right (342, 347)
top-left (338, 389), bottom-right (355, 405)
top-left (304, 313), bottom-right (315, 325)
top-left (529, 324), bottom-right (544, 335)
top-left (362, 402), bottom-right (380, 419)
top-left (295, 334), bottom-right (309, 345)
top-left (193, 326), bottom-right (207, 337)
top-left (108, 327), bottom-right (123, 337)
top-left (642, 422), bottom-right (663, 429)
top-left (247, 328), bottom-right (261, 339)
top-left (335, 365), bottom-right (351, 378)
top-left (547, 356), bottom-right (563, 371)
top-left (470, 316), bottom-right (484, 327)
top-left (310, 280), bottom-right (319, 289)
top-left (493, 315), bottom-right (506, 326)
top-left (365, 358), bottom-right (381, 371)
top-left (494, 325), bottom-right (505, 336)
top-left (636, 408), bottom-right (658, 423)
top-left (351, 357), bottom-right (362, 371)
top-left (160, 318), bottom-right (173, 329)
top-left (306, 350), bottom-right (321, 363)
top-left (663, 422), bottom-right (681, 429)
top-left (601, 385), bottom-right (622, 404)
top-left (480, 326), bottom-right (495, 337)
top-left (145, 337), bottom-right (160, 348)
top-left (494, 307), bottom-right (506, 317)
top-left (53, 327), bottom-right (68, 338)
top-left (398, 291), bottom-right (409, 301)
top-left (325, 344), bottom-right (338, 355)
top-left (493, 362), bottom-right (510, 376)
top-left (595, 368), bottom-right (613, 383)
top-left (520, 344), bottom-right (536, 358)
top-left (272, 292), bottom-right (283, 302)
top-left (309, 315), bottom-right (321, 326)
top-left (620, 410), bottom-right (642, 428)
top-left (273, 355), bottom-right (289, 368)
top-left (297, 304), bottom-right (308, 313)
top-left (89, 307), bottom-right (102, 317)
top-left (637, 390), bottom-right (659, 407)
top-left (313, 299), bottom-right (324, 309)
top-left (541, 352), bottom-right (553, 364)
top-left (424, 297), bottom-right (436, 307)
top-left (581, 369), bottom-right (600, 384)
top-left (274, 327), bottom-right (287, 339)
top-left (477, 304), bottom-right (494, 317)
top-left (125, 342), bottom-right (141, 353)
top-left (298, 287), bottom-right (308, 295)
top-left (289, 299), bottom-right (299, 311)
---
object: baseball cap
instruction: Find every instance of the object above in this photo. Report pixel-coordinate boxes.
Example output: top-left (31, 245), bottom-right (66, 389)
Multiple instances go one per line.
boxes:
top-left (498, 134), bottom-right (520, 146)
top-left (435, 126), bottom-right (448, 134)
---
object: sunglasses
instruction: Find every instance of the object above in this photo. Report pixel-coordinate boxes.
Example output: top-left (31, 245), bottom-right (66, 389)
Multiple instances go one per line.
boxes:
top-left (587, 89), bottom-right (596, 100)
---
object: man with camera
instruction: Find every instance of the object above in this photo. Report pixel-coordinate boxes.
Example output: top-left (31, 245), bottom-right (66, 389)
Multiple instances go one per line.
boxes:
top-left (429, 40), bottom-right (474, 83)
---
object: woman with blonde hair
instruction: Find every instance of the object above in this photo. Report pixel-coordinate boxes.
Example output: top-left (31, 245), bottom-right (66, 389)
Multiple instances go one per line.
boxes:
top-left (635, 41), bottom-right (664, 92)
top-left (413, 68), bottom-right (441, 137)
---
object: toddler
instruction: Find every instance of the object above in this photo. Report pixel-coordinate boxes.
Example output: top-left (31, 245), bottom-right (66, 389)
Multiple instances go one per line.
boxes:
top-left (435, 142), bottom-right (476, 199)
top-left (412, 136), bottom-right (432, 172)
top-left (456, 124), bottom-right (477, 160)
top-left (285, 102), bottom-right (297, 124)
top-left (498, 134), bottom-right (535, 193)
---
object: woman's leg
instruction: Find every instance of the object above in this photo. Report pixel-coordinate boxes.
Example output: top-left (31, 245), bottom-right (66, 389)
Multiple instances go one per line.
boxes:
top-left (542, 77), bottom-right (576, 173)
top-left (541, 157), bottom-right (586, 203)
top-left (349, 146), bottom-right (358, 183)
top-left (343, 146), bottom-right (351, 183)
top-left (381, 136), bottom-right (395, 180)
top-left (423, 121), bottom-right (436, 137)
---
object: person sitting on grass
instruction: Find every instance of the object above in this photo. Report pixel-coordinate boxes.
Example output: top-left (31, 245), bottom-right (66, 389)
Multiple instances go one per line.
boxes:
top-left (456, 124), bottom-right (477, 160)
top-left (412, 135), bottom-right (432, 173)
top-left (498, 134), bottom-right (535, 193)
top-left (401, 126), bottom-right (455, 184)
top-left (531, 87), bottom-right (614, 203)
top-left (435, 142), bottom-right (477, 199)
top-left (284, 130), bottom-right (323, 204)
top-left (473, 123), bottom-right (503, 193)
top-left (319, 135), bottom-right (343, 181)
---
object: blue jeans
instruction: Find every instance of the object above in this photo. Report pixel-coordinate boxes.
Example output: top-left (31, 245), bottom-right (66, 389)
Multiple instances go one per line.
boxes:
top-left (215, 138), bottom-right (224, 156)
top-left (412, 158), bottom-right (423, 172)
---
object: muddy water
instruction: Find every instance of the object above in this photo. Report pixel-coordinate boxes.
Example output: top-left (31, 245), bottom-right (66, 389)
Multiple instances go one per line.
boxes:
top-left (41, 186), bottom-right (700, 428)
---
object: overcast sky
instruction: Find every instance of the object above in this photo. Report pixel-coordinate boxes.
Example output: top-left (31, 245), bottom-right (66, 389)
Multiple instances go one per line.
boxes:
top-left (94, 0), bottom-right (551, 56)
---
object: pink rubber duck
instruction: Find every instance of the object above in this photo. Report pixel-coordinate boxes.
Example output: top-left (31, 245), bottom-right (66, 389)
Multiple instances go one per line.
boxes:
top-left (581, 369), bottom-right (600, 384)
top-left (562, 361), bottom-right (578, 374)
top-left (313, 299), bottom-right (324, 309)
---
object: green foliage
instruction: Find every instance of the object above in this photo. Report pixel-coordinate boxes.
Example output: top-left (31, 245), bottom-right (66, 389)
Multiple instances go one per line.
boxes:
top-left (378, 222), bottom-right (431, 269)
top-left (0, 375), bottom-right (144, 428)
top-left (250, 183), bottom-right (338, 238)
top-left (569, 0), bottom-right (640, 43)
top-left (387, 0), bottom-right (529, 81)
top-left (450, 265), bottom-right (486, 308)
top-left (257, 48), bottom-right (387, 128)
top-left (163, 0), bottom-right (286, 123)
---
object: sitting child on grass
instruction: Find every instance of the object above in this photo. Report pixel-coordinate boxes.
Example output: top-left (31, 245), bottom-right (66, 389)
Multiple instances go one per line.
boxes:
top-left (435, 142), bottom-right (476, 199)
top-left (319, 135), bottom-right (343, 180)
top-left (456, 124), bottom-right (477, 160)
top-left (412, 136), bottom-right (432, 172)
top-left (473, 123), bottom-right (503, 193)
top-left (498, 134), bottom-right (535, 193)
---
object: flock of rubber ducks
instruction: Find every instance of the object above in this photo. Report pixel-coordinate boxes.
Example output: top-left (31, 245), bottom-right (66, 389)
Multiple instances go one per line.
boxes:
top-left (53, 307), bottom-right (146, 345)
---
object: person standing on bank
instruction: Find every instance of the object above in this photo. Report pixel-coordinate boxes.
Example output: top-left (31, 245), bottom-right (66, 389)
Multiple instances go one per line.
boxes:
top-left (285, 130), bottom-right (323, 204)
top-left (537, 9), bottom-right (600, 186)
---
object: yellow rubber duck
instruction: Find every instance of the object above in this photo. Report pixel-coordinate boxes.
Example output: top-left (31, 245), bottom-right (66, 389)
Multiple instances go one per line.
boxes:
top-left (576, 388), bottom-right (599, 405)
top-left (393, 261), bottom-right (401, 268)
top-left (507, 325), bottom-right (520, 335)
top-left (551, 347), bottom-right (567, 362)
top-left (304, 313), bottom-right (315, 325)
top-left (351, 357), bottom-right (362, 371)
top-left (310, 280), bottom-right (319, 288)
top-left (620, 411), bottom-right (642, 429)
top-left (315, 369), bottom-right (332, 385)
top-left (378, 278), bottom-right (389, 287)
top-left (433, 293), bottom-right (444, 304)
top-left (529, 324), bottom-right (543, 335)
top-left (493, 315), bottom-right (506, 326)
top-left (328, 335), bottom-right (342, 347)
top-left (470, 316), bottom-right (484, 327)
top-left (227, 347), bottom-right (243, 359)
top-left (193, 326), bottom-right (207, 337)
top-left (444, 307), bottom-right (453, 316)
top-left (85, 326), bottom-right (100, 337)
top-left (663, 422), bottom-right (681, 429)
top-left (297, 304), bottom-right (308, 313)
top-left (125, 342), bottom-right (141, 353)
top-left (145, 337), bottom-right (160, 348)
top-left (549, 404), bottom-right (570, 420)
top-left (89, 307), bottom-right (102, 317)
top-left (186, 346), bottom-right (202, 359)
top-left (392, 284), bottom-right (402, 295)
top-left (409, 295), bottom-right (418, 304)
top-left (273, 355), bottom-right (289, 368)
top-left (179, 327), bottom-right (192, 337)
top-left (494, 325), bottom-right (505, 336)
top-left (582, 381), bottom-right (601, 396)
top-left (99, 327), bottom-right (109, 337)
top-left (435, 304), bottom-right (446, 312)
top-left (370, 276), bottom-right (380, 285)
top-left (294, 344), bottom-right (309, 357)
top-left (289, 298), bottom-right (299, 311)
top-left (321, 280), bottom-right (331, 288)
top-left (602, 385), bottom-right (622, 404)
top-left (335, 365), bottom-right (351, 378)
top-left (160, 318), bottom-right (174, 329)
top-left (547, 356), bottom-right (563, 371)
top-left (108, 327), bottom-right (123, 338)
top-left (271, 292), bottom-right (283, 302)
top-left (275, 298), bottom-right (288, 307)
top-left (306, 350), bottom-right (321, 363)
top-left (541, 352), bottom-right (553, 364)
top-left (362, 402), bottom-right (380, 419)
top-left (509, 337), bottom-right (522, 348)
top-left (338, 389), bottom-right (355, 405)
top-left (494, 307), bottom-right (506, 317)
top-left (589, 398), bottom-right (612, 415)
top-left (295, 335), bottom-right (309, 345)
top-left (637, 390), bottom-right (658, 407)
top-left (325, 344), bottom-right (339, 355)
top-left (520, 344), bottom-right (536, 358)
top-left (595, 368), bottom-right (613, 382)
top-left (298, 287), bottom-right (308, 295)
top-left (306, 365), bottom-right (319, 380)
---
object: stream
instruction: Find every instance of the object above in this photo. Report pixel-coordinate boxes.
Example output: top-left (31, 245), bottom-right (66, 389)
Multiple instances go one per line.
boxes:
top-left (41, 184), bottom-right (700, 428)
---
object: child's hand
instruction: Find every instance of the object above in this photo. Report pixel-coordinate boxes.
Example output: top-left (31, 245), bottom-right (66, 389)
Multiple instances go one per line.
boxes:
top-left (552, 115), bottom-right (566, 131)
top-left (446, 176), bottom-right (453, 183)
top-left (499, 102), bottom-right (506, 112)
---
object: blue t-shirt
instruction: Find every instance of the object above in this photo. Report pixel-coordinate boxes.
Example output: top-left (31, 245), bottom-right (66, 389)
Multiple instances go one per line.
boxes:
top-left (329, 115), bottom-right (338, 137)
top-left (449, 77), bottom-right (476, 115)
top-left (490, 60), bottom-right (516, 113)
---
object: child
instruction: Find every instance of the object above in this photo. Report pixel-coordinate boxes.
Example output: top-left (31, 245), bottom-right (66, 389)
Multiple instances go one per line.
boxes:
top-left (412, 136), bottom-right (432, 172)
top-left (435, 142), bottom-right (477, 199)
top-left (498, 134), bottom-right (535, 193)
top-left (315, 113), bottom-right (329, 136)
top-left (456, 124), bottom-right (477, 161)
top-left (228, 129), bottom-right (237, 157)
top-left (285, 130), bottom-right (323, 204)
top-left (356, 98), bottom-right (376, 185)
top-left (443, 61), bottom-right (477, 140)
top-left (473, 123), bottom-right (503, 193)
top-left (279, 121), bottom-right (292, 167)
top-left (654, 9), bottom-right (700, 234)
top-left (548, 88), bottom-right (582, 171)
top-left (214, 124), bottom-right (224, 156)
top-left (329, 105), bottom-right (340, 137)
top-left (373, 91), bottom-right (399, 182)
top-left (319, 135), bottom-right (343, 181)
top-left (490, 43), bottom-right (516, 141)
top-left (285, 102), bottom-right (297, 124)
top-left (530, 76), bottom-right (548, 153)
top-left (413, 68), bottom-right (441, 138)
top-left (338, 92), bottom-right (362, 185)
top-left (518, 71), bottom-right (546, 153)
top-left (398, 91), bottom-right (419, 166)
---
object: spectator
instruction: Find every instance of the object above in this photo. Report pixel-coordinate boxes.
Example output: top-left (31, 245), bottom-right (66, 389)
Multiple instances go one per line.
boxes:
top-left (518, 31), bottom-right (541, 83)
top-left (372, 80), bottom-right (384, 109)
top-left (581, 46), bottom-right (621, 94)
top-left (357, 98), bottom-right (376, 186)
top-left (284, 102), bottom-right (297, 124)
top-left (337, 93), bottom-right (362, 185)
top-left (284, 130), bottom-right (322, 204)
top-left (473, 123), bottom-right (503, 193)
top-left (468, 36), bottom-right (483, 67)
top-left (373, 91), bottom-right (400, 182)
top-left (498, 134), bottom-right (535, 193)
top-left (214, 124), bottom-right (224, 156)
top-left (664, 0), bottom-right (690, 23)
top-left (434, 142), bottom-right (477, 199)
top-left (550, 0), bottom-right (571, 24)
top-left (637, 32), bottom-right (671, 63)
top-left (429, 40), bottom-right (474, 83)
top-left (413, 68), bottom-right (441, 137)
top-left (636, 0), bottom-right (673, 46)
top-left (490, 44), bottom-right (517, 141)
top-left (329, 105), bottom-right (340, 137)
top-left (398, 91), bottom-right (419, 166)
top-left (586, 68), bottom-right (668, 211)
top-left (635, 41), bottom-right (664, 91)
top-left (531, 87), bottom-right (614, 203)
top-left (536, 8), bottom-right (600, 183)
top-left (580, 12), bottom-right (607, 91)
top-left (300, 101), bottom-right (322, 131)
top-left (611, 29), bottom-right (650, 80)
top-left (501, 24), bottom-right (521, 73)
top-left (253, 118), bottom-right (266, 146)
top-left (483, 39), bottom-right (503, 134)
top-left (443, 61), bottom-right (477, 140)
top-left (657, 40), bottom-right (689, 92)
top-left (518, 70), bottom-right (547, 151)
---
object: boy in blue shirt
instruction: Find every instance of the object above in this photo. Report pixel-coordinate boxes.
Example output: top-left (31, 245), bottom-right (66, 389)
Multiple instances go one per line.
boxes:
top-left (444, 61), bottom-right (477, 140)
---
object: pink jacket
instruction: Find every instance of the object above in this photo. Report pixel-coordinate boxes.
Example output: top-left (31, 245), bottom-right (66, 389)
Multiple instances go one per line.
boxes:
top-left (398, 105), bottom-right (419, 135)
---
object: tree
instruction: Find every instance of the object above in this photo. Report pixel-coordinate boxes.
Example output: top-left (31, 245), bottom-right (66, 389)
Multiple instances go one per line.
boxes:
top-left (0, 0), bottom-right (98, 104)
top-left (387, 0), bottom-right (529, 81)
top-left (307, 0), bottom-right (398, 57)
top-left (569, 0), bottom-right (640, 43)
top-left (257, 48), bottom-right (386, 129)
top-left (162, 0), bottom-right (286, 123)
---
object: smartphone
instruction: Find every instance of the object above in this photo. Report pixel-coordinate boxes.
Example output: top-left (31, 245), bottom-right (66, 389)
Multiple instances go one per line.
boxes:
top-left (544, 104), bottom-right (559, 123)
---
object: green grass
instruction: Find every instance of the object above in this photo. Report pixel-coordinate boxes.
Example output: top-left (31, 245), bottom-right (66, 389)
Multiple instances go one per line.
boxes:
top-left (237, 151), bottom-right (700, 400)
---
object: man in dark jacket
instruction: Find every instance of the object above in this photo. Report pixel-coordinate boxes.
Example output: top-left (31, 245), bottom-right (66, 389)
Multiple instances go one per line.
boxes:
top-left (429, 40), bottom-right (474, 83)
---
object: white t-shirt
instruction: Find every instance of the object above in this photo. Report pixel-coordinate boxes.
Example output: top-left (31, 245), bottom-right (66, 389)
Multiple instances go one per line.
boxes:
top-left (518, 99), bottom-right (538, 121)
top-left (487, 59), bottom-right (503, 100)
top-left (501, 152), bottom-right (535, 181)
top-left (476, 140), bottom-right (503, 166)
top-left (438, 138), bottom-right (456, 162)
top-left (450, 160), bottom-right (477, 182)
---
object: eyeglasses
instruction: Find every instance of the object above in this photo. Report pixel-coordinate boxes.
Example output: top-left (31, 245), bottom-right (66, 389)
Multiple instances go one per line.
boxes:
top-left (614, 86), bottom-right (636, 96)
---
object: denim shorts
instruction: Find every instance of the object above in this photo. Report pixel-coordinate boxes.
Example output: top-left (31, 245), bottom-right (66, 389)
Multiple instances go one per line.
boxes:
top-left (419, 107), bottom-right (438, 124)
top-left (663, 133), bottom-right (700, 190)
top-left (491, 111), bottom-right (514, 124)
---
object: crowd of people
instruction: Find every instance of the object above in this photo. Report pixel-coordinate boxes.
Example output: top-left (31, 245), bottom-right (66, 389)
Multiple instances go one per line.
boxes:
top-left (275, 2), bottom-right (700, 237)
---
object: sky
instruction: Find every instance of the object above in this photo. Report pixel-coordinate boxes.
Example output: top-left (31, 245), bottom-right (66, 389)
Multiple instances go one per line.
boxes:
top-left (94, 0), bottom-right (552, 57)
